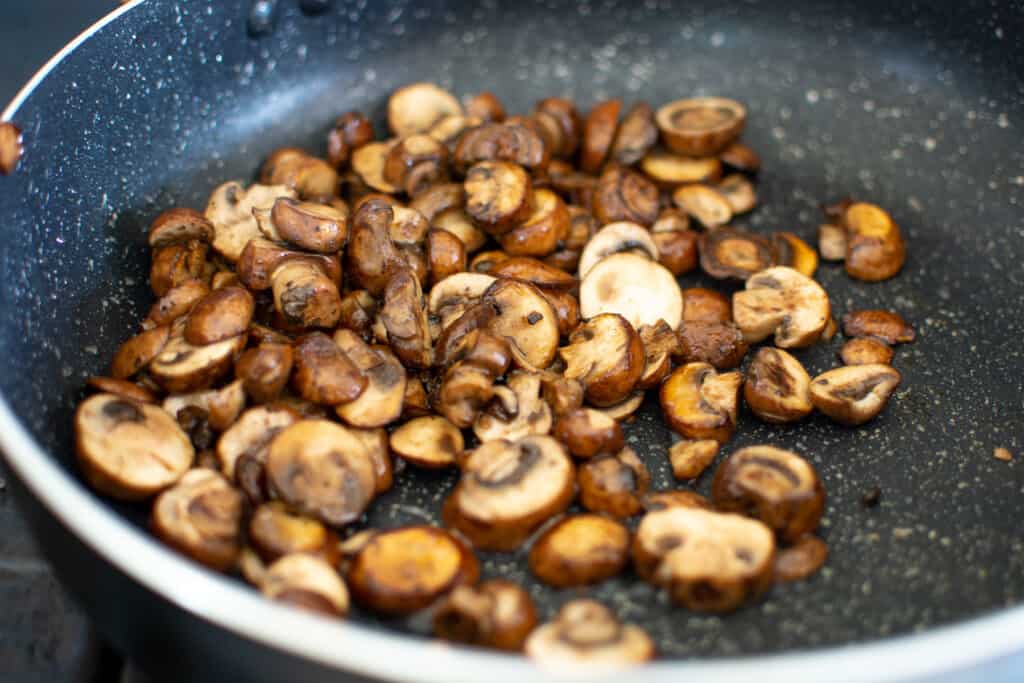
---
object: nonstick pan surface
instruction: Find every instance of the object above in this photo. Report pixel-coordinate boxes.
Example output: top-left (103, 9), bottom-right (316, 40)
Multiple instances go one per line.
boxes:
top-left (1, 0), bottom-right (1023, 676)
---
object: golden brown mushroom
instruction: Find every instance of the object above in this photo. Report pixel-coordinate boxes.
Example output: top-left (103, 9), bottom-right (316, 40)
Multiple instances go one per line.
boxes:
top-left (656, 97), bottom-right (746, 157)
top-left (390, 415), bottom-right (464, 469)
top-left (149, 329), bottom-right (246, 394)
top-left (483, 278), bottom-right (560, 369)
top-left (592, 165), bottom-right (659, 226)
top-left (579, 99), bottom-right (622, 173)
top-left (841, 310), bottom-right (915, 344)
top-left (553, 408), bottom-right (625, 459)
top-left (774, 535), bottom-right (829, 582)
top-left (732, 266), bottom-right (831, 348)
top-left (380, 268), bottom-right (434, 369)
top-left (772, 231), bottom-right (819, 278)
top-left (640, 149), bottom-right (722, 187)
top-left (249, 501), bottom-right (338, 563)
top-left (809, 364), bottom-right (901, 425)
top-left (668, 439), bottom-right (720, 481)
top-left (675, 320), bottom-right (749, 370)
top-left (559, 313), bottom-right (645, 407)
top-left (699, 227), bottom-right (774, 280)
top-left (290, 332), bottom-right (367, 406)
top-left (660, 362), bottom-right (742, 442)
top-left (453, 122), bottom-right (549, 174)
top-left (578, 448), bottom-right (650, 518)
top-left (260, 148), bottom-right (339, 199)
top-left (261, 553), bottom-right (350, 616)
top-left (215, 405), bottom-right (299, 484)
top-left (235, 343), bottom-right (293, 404)
top-left (331, 330), bottom-right (406, 428)
top-left (111, 325), bottom-right (172, 379)
top-left (326, 110), bottom-right (374, 169)
top-left (529, 514), bottom-right (630, 587)
top-left (608, 102), bottom-right (658, 165)
top-left (151, 468), bottom-right (243, 571)
top-left (743, 347), bottom-right (813, 423)
top-left (524, 599), bottom-right (654, 666)
top-left (841, 202), bottom-right (906, 281)
top-left (183, 287), bottom-right (254, 346)
top-left (433, 579), bottom-right (537, 652)
top-left (498, 188), bottom-right (568, 257)
top-left (474, 371), bottom-right (553, 442)
top-left (637, 320), bottom-right (678, 389)
top-left (464, 160), bottom-right (534, 231)
top-left (388, 82), bottom-right (463, 137)
top-left (261, 197), bottom-right (349, 253)
top-left (204, 181), bottom-right (297, 262)
top-left (839, 337), bottom-right (894, 366)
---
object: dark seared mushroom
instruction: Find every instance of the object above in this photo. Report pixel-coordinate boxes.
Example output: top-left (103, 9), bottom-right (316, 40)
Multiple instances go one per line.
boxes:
top-left (529, 514), bottom-right (630, 587)
top-left (772, 231), bottom-right (819, 278)
top-left (390, 415), bottom-right (464, 469)
top-left (331, 330), bottom-right (406, 428)
top-left (675, 320), bottom-right (749, 370)
top-left (433, 579), bottom-right (537, 652)
top-left (427, 271), bottom-right (496, 335)
top-left (535, 97), bottom-right (582, 158)
top-left (215, 405), bottom-right (299, 483)
top-left (249, 501), bottom-right (338, 563)
top-left (383, 135), bottom-right (450, 195)
top-left (348, 525), bottom-right (479, 614)
top-left (640, 149), bottom-right (722, 187)
top-left (656, 97), bottom-right (746, 157)
top-left (541, 374), bottom-right (585, 417)
top-left (235, 342), bottom-right (293, 404)
top-left (743, 347), bottom-right (813, 423)
top-left (608, 102), bottom-right (658, 165)
top-left (660, 362), bottom-right (742, 443)
top-left (489, 257), bottom-right (576, 291)
top-left (474, 371), bottom-right (553, 442)
top-left (652, 228), bottom-right (699, 277)
top-left (453, 122), bottom-right (549, 174)
top-left (498, 189), bottom-right (569, 257)
top-left (437, 362), bottom-right (498, 429)
top-left (483, 278), bottom-right (560, 369)
top-left (149, 238), bottom-right (208, 298)
top-left (149, 330), bottom-right (246, 394)
top-left (434, 207), bottom-right (488, 253)
top-left (380, 268), bottom-right (434, 369)
top-left (577, 221), bottom-right (658, 278)
top-left (774, 535), bottom-right (829, 582)
top-left (336, 290), bottom-right (378, 341)
top-left (524, 599), bottom-right (654, 666)
top-left (578, 448), bottom-right (650, 518)
top-left (148, 208), bottom-right (216, 249)
top-left (261, 553), bottom-right (350, 616)
top-left (204, 181), bottom-right (297, 262)
top-left (326, 110), bottom-right (374, 169)
top-left (668, 439), bottom-right (720, 481)
top-left (841, 202), bottom-right (906, 281)
top-left (553, 408), bottom-right (625, 459)
top-left (388, 82), bottom-right (463, 137)
top-left (111, 325), bottom-right (172, 379)
top-left (183, 287), bottom-right (254, 346)
top-left (427, 228), bottom-right (468, 284)
top-left (145, 280), bottom-right (210, 328)
top-left (74, 393), bottom-right (193, 500)
top-left (592, 165), bottom-right (659, 227)
top-left (270, 259), bottom-right (343, 330)
top-left (732, 266), bottom-right (831, 348)
top-left (464, 161), bottom-right (534, 232)
top-left (841, 310), bottom-right (915, 345)
top-left (559, 313), bottom-right (645, 407)
top-left (712, 445), bottom-right (825, 541)
top-left (580, 99), bottom-right (622, 174)
top-left (810, 364), bottom-right (901, 425)
top-left (839, 337), bottom-right (894, 366)
top-left (699, 228), bottom-right (775, 280)
top-left (291, 332), bottom-right (367, 406)
top-left (236, 238), bottom-right (341, 292)
top-left (151, 468), bottom-right (243, 571)
top-left (579, 253), bottom-right (683, 330)
top-left (346, 199), bottom-right (405, 296)
top-left (263, 197), bottom-right (349, 253)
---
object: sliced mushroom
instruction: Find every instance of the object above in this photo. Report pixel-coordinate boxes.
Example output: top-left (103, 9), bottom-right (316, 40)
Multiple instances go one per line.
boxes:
top-left (489, 257), bottom-right (576, 291)
top-left (448, 435), bottom-right (575, 551)
top-left (553, 408), bottom-right (625, 459)
top-left (842, 310), bottom-right (915, 345)
top-left (426, 227), bottom-right (467, 284)
top-left (520, 111), bottom-right (565, 163)
top-left (580, 253), bottom-right (683, 331)
top-left (733, 266), bottom-right (831, 348)
top-left (525, 599), bottom-right (654, 666)
top-left (483, 278), bottom-right (559, 369)
top-left (580, 99), bottom-right (622, 173)
top-left (151, 468), bottom-right (242, 571)
top-left (712, 445), bottom-right (824, 543)
top-left (148, 208), bottom-right (215, 249)
top-left (818, 224), bottom-right (847, 262)
top-left (433, 579), bottom-right (537, 652)
top-left (841, 202), bottom-right (906, 281)
top-left (428, 272), bottom-right (496, 330)
top-left (668, 439), bottom-right (720, 481)
top-left (390, 415), bottom-right (464, 469)
top-left (635, 320), bottom-right (677, 389)
top-left (656, 97), bottom-right (746, 157)
top-left (149, 331), bottom-right (246, 394)
top-left (641, 489), bottom-right (711, 512)
top-left (74, 393), bottom-right (193, 500)
top-left (347, 200), bottom-right (406, 296)
top-left (437, 362), bottom-right (497, 429)
top-left (699, 228), bottom-right (774, 280)
top-left (337, 290), bottom-right (378, 342)
top-left (541, 374), bottom-right (585, 417)
top-left (348, 525), bottom-right (479, 614)
top-left (350, 141), bottom-right (399, 194)
top-left (578, 447), bottom-right (650, 518)
top-left (607, 102), bottom-right (658, 165)
top-left (265, 420), bottom-right (376, 526)
top-left (499, 188), bottom-right (568, 257)
top-left (291, 332), bottom-right (367, 405)
top-left (673, 184), bottom-right (733, 229)
top-left (349, 427), bottom-right (394, 494)
top-left (465, 91), bottom-right (506, 122)
top-left (743, 347), bottom-right (813, 423)
top-left (261, 148), bottom-right (339, 199)
top-left (235, 342), bottom-right (293, 404)
top-left (330, 330), bottom-right (407, 428)
top-left (162, 379), bottom-right (246, 432)
top-left (204, 181), bottom-right (297, 262)
top-left (86, 376), bottom-right (157, 404)
top-left (474, 371), bottom-right (553, 442)
top-left (453, 122), bottom-right (549, 174)
top-left (261, 553), bottom-right (350, 616)
top-left (265, 197), bottom-right (349, 253)
top-left (653, 228), bottom-right (699, 276)
top-left (559, 313), bottom-right (644, 407)
top-left (149, 239), bottom-right (207, 298)
top-left (111, 325), bottom-right (171, 379)
top-left (326, 110), bottom-right (374, 169)
top-left (145, 280), bottom-right (210, 328)
top-left (380, 268), bottom-right (433, 369)
top-left (633, 507), bottom-right (774, 612)
top-left (210, 271), bottom-right (240, 291)
top-left (716, 174), bottom-right (757, 214)
top-left (839, 337), bottom-right (894, 366)
top-left (592, 165), bottom-right (659, 226)
top-left (383, 134), bottom-right (450, 196)
top-left (216, 405), bottom-right (299, 482)
top-left (271, 259), bottom-right (343, 330)
top-left (660, 363), bottom-right (742, 443)
top-left (249, 501), bottom-right (338, 563)
top-left (772, 231), bottom-right (819, 278)
top-left (529, 514), bottom-right (630, 587)
top-left (535, 98), bottom-right (582, 158)
top-left (464, 161), bottom-right (533, 232)
top-left (719, 141), bottom-right (761, 174)
top-left (640, 149), bottom-right (722, 187)
top-left (577, 221), bottom-right (658, 279)
top-left (675, 320), bottom-right (748, 370)
top-left (236, 238), bottom-right (341, 292)
top-left (183, 287), bottom-right (254, 346)
top-left (434, 207), bottom-right (488, 253)
top-left (809, 364), bottom-right (901, 425)
top-left (594, 391), bottom-right (646, 422)
top-left (388, 82), bottom-right (463, 138)
top-left (774, 535), bottom-right (829, 582)
top-left (682, 287), bottom-right (731, 323)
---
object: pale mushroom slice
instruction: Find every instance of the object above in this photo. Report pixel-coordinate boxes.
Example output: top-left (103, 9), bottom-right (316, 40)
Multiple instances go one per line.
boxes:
top-left (633, 507), bottom-right (775, 612)
top-left (529, 514), bottom-right (630, 587)
top-left (525, 599), bottom-right (655, 667)
top-left (660, 363), bottom-right (742, 443)
top-left (449, 435), bottom-right (575, 551)
top-left (640, 149), bottom-right (723, 187)
top-left (75, 393), bottom-right (194, 501)
top-left (388, 82), bottom-right (463, 138)
top-left (668, 439), bottom-right (720, 480)
top-left (672, 184), bottom-right (733, 229)
top-left (390, 415), bottom-right (464, 469)
top-left (818, 224), bottom-right (848, 262)
top-left (261, 553), bottom-right (350, 616)
top-left (216, 405), bottom-right (299, 482)
top-left (351, 141), bottom-right (399, 193)
top-left (204, 181), bottom-right (297, 262)
top-left (149, 332), bottom-right (246, 394)
top-left (559, 313), bottom-right (645, 408)
top-left (162, 378), bottom-right (246, 432)
top-left (264, 420), bottom-right (377, 526)
top-left (810, 364), bottom-right (901, 425)
top-left (743, 347), bottom-right (813, 424)
top-left (433, 579), bottom-right (538, 652)
top-left (733, 266), bottom-right (831, 348)
top-left (332, 329), bottom-right (406, 428)
top-left (428, 272), bottom-right (497, 331)
top-left (579, 252), bottom-right (683, 330)
top-left (576, 221), bottom-right (658, 279)
top-left (712, 445), bottom-right (825, 542)
top-left (482, 278), bottom-right (559, 369)
top-left (151, 468), bottom-right (243, 571)
top-left (474, 371), bottom-right (553, 442)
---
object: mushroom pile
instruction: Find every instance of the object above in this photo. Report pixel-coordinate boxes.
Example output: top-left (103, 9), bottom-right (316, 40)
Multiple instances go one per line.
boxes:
top-left (75, 83), bottom-right (916, 666)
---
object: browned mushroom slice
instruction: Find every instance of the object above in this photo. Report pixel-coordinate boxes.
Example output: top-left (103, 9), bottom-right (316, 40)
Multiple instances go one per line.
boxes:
top-left (488, 256), bottom-right (576, 291)
top-left (656, 97), bottom-right (746, 157)
top-left (390, 415), bottom-right (464, 469)
top-left (841, 202), bottom-right (906, 281)
top-left (204, 181), bottom-right (297, 262)
top-left (638, 320), bottom-right (679, 389)
top-left (594, 391), bottom-right (645, 422)
top-left (111, 325), bottom-right (172, 379)
top-left (668, 439), bottom-right (720, 481)
top-left (261, 553), bottom-right (350, 616)
top-left (0, 121), bottom-right (24, 175)
top-left (350, 427), bottom-right (394, 494)
top-left (388, 82), bottom-right (463, 137)
top-left (483, 278), bottom-right (559, 369)
top-left (839, 337), bottom-right (894, 366)
top-left (385, 135), bottom-right (451, 196)
top-left (716, 174), bottom-right (757, 214)
top-left (580, 253), bottom-right (683, 330)
top-left (559, 313), bottom-right (644, 407)
top-left (525, 599), bottom-right (654, 666)
top-left (448, 435), bottom-right (575, 551)
top-left (673, 184), bottom-right (733, 229)
top-left (498, 189), bottom-right (569, 257)
top-left (681, 287), bottom-right (731, 323)
top-left (331, 330), bottom-right (406, 428)
top-left (464, 161), bottom-right (533, 232)
top-left (149, 239), bottom-right (207, 297)
top-left (607, 102), bottom-right (657, 165)
top-left (660, 363), bottom-right (742, 443)
top-left (426, 228), bottom-right (467, 284)
top-left (410, 182), bottom-right (464, 222)
top-left (437, 362), bottom-right (497, 429)
top-left (712, 445), bottom-right (824, 543)
top-left (842, 310), bottom-right (915, 344)
top-left (380, 269), bottom-right (433, 369)
top-left (433, 579), bottom-right (537, 652)
top-left (236, 238), bottom-right (341, 292)
top-left (732, 266), bottom-right (831, 348)
top-left (474, 371), bottom-right (553, 442)
top-left (151, 468), bottom-right (243, 571)
top-left (633, 507), bottom-right (774, 612)
top-left (162, 379), bottom-right (246, 432)
top-left (271, 258), bottom-right (343, 330)
top-left (453, 122), bottom-right (549, 174)
top-left (235, 343), bottom-right (293, 404)
top-left (641, 489), bottom-right (711, 512)
top-left (577, 221), bottom-right (658, 278)
top-left (291, 332), bottom-right (367, 405)
top-left (774, 535), bottom-right (829, 582)
top-left (553, 408), bottom-right (625, 459)
top-left (772, 231), bottom-right (819, 278)
top-left (216, 405), bottom-right (299, 482)
top-left (434, 207), bottom-right (488, 253)
top-left (818, 224), bottom-right (847, 262)
top-left (346, 199), bottom-right (405, 296)
top-left (653, 228), bottom-right (699, 276)
top-left (261, 148), bottom-right (339, 199)
top-left (578, 447), bottom-right (650, 518)
top-left (541, 374), bottom-right (585, 417)
top-left (675, 320), bottom-right (749, 370)
top-left (535, 98), bottom-right (582, 158)
top-left (639, 149), bottom-right (723, 187)
top-left (249, 501), bottom-right (337, 563)
top-left (266, 197), bottom-right (349, 253)
top-left (592, 165), bottom-right (660, 226)
top-left (580, 99), bottom-right (622, 174)
top-left (350, 141), bottom-right (399, 194)
top-left (183, 287), bottom-right (254, 347)
top-left (265, 419), bottom-right (376, 526)
top-left (743, 347), bottom-right (813, 423)
top-left (145, 280), bottom-right (211, 328)
top-left (464, 91), bottom-right (505, 123)
top-left (74, 393), bottom-right (193, 501)
top-left (148, 208), bottom-right (216, 248)
top-left (348, 525), bottom-right (479, 614)
top-left (86, 376), bottom-right (157, 404)
top-left (149, 332), bottom-right (246, 394)
top-left (719, 141), bottom-right (761, 174)
top-left (326, 110), bottom-right (374, 169)
top-left (335, 290), bottom-right (378, 342)
top-left (529, 514), bottom-right (630, 587)
top-left (429, 273), bottom-right (498, 334)
top-left (809, 364), bottom-right (901, 425)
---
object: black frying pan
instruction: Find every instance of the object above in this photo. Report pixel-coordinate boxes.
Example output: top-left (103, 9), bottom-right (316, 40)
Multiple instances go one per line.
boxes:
top-left (1, 1), bottom-right (1023, 681)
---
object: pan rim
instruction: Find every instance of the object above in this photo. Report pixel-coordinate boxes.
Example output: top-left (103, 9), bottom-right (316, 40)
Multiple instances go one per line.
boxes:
top-left (2, 2), bottom-right (1023, 681)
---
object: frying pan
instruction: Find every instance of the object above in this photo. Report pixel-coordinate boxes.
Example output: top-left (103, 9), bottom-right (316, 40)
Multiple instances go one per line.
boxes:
top-left (1, 0), bottom-right (1023, 681)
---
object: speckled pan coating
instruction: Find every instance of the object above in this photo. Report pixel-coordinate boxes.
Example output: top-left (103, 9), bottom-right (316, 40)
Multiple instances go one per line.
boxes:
top-left (0, 0), bottom-right (1022, 663)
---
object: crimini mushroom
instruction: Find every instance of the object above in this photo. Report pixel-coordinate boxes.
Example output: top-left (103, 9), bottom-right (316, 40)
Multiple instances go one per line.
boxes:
top-left (427, 228), bottom-right (467, 284)
top-left (656, 97), bottom-right (746, 157)
top-left (668, 439), bottom-right (720, 481)
top-left (594, 391), bottom-right (646, 422)
top-left (215, 405), bottom-right (299, 488)
top-left (743, 347), bottom-right (813, 424)
top-left (331, 330), bottom-right (406, 428)
top-left (291, 332), bottom-right (367, 406)
top-left (672, 184), bottom-right (733, 229)
top-left (336, 290), bottom-right (378, 341)
top-left (151, 468), bottom-right (243, 571)
top-left (775, 535), bottom-right (829, 582)
top-left (446, 435), bottom-right (575, 551)
top-left (719, 141), bottom-right (761, 173)
top-left (144, 279), bottom-right (210, 328)
top-left (576, 221), bottom-right (658, 279)
top-left (350, 141), bottom-right (399, 194)
top-left (839, 337), bottom-right (894, 366)
top-left (183, 287), bottom-right (254, 346)
top-left (380, 269), bottom-right (434, 369)
top-left (641, 489), bottom-right (711, 512)
top-left (428, 271), bottom-right (496, 329)
top-left (578, 448), bottom-right (651, 518)
top-left (637, 320), bottom-right (678, 389)
top-left (732, 266), bottom-right (831, 348)
top-left (535, 98), bottom-right (582, 158)
top-left (390, 414), bottom-right (464, 469)
top-left (841, 309), bottom-right (916, 345)
top-left (235, 342), bottom-right (293, 404)
top-left (633, 507), bottom-right (775, 612)
top-left (474, 371), bottom-right (553, 442)
top-left (592, 165), bottom-right (659, 226)
top-left (149, 329), bottom-right (246, 394)
top-left (580, 253), bottom-right (683, 330)
top-left (810, 364), bottom-right (901, 425)
top-left (524, 599), bottom-right (655, 666)
top-left (204, 181), bottom-right (297, 262)
top-left (383, 134), bottom-right (450, 196)
top-left (541, 374), bottom-right (585, 417)
top-left (75, 393), bottom-right (194, 501)
top-left (162, 379), bottom-right (246, 432)
top-left (675, 319), bottom-right (749, 370)
top-left (464, 160), bottom-right (534, 231)
top-left (453, 122), bottom-right (549, 174)
top-left (711, 445), bottom-right (825, 542)
top-left (348, 526), bottom-right (479, 614)
top-left (434, 207), bottom-right (488, 253)
top-left (264, 420), bottom-right (377, 526)
top-left (640, 149), bottom-right (722, 187)
top-left (482, 278), bottom-right (560, 369)
top-left (433, 579), bottom-right (537, 652)
top-left (326, 110), bottom-right (374, 168)
top-left (148, 241), bottom-right (208, 300)
top-left (261, 553), bottom-right (350, 616)
top-left (580, 99), bottom-right (622, 173)
top-left (261, 197), bottom-right (349, 253)
top-left (349, 427), bottom-right (394, 494)
top-left (388, 82), bottom-right (463, 137)
top-left (489, 256), bottom-right (577, 291)
top-left (818, 224), bottom-right (848, 261)
top-left (840, 202), bottom-right (906, 281)
top-left (529, 514), bottom-right (630, 587)
top-left (498, 188), bottom-right (568, 257)
top-left (559, 313), bottom-right (645, 407)
top-left (553, 408), bottom-right (625, 459)
top-left (260, 148), bottom-right (339, 199)
top-left (609, 101), bottom-right (658, 165)
top-left (682, 287), bottom-right (732, 323)
top-left (248, 501), bottom-right (338, 563)
top-left (466, 91), bottom-right (507, 122)
top-left (236, 238), bottom-right (341, 292)
top-left (651, 225), bottom-right (699, 277)
top-left (271, 258), bottom-right (343, 330)
top-left (111, 325), bottom-right (171, 379)
top-left (660, 363), bottom-right (742, 443)
top-left (699, 227), bottom-right (774, 280)
top-left (772, 231), bottom-right (819, 278)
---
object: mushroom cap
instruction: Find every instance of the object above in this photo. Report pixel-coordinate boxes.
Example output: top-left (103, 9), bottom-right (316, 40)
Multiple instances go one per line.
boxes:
top-left (525, 599), bottom-right (655, 666)
top-left (577, 221), bottom-right (658, 279)
top-left (528, 514), bottom-right (630, 587)
top-left (559, 313), bottom-right (645, 408)
top-left (204, 181), bottom-right (296, 262)
top-left (732, 266), bottom-right (831, 348)
top-left (216, 405), bottom-right (298, 480)
top-left (151, 468), bottom-right (243, 571)
top-left (810, 363), bottom-right (902, 425)
top-left (388, 82), bottom-right (463, 138)
top-left (580, 253), bottom-right (683, 330)
top-left (473, 371), bottom-right (553, 443)
top-left (483, 278), bottom-right (559, 369)
top-left (332, 330), bottom-right (407, 428)
top-left (261, 553), bottom-right (350, 616)
top-left (743, 347), bottom-right (813, 423)
top-left (656, 97), bottom-right (746, 157)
